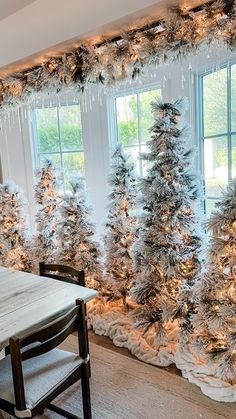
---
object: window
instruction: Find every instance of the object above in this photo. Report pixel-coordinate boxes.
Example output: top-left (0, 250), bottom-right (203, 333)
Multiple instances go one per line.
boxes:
top-left (33, 104), bottom-right (84, 189)
top-left (200, 63), bottom-right (236, 213)
top-left (115, 87), bottom-right (161, 176)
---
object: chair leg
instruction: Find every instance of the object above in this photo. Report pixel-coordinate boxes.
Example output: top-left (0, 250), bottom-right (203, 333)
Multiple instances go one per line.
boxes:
top-left (5, 346), bottom-right (10, 356)
top-left (88, 360), bottom-right (91, 379)
top-left (84, 305), bottom-right (91, 379)
top-left (77, 300), bottom-right (92, 419)
top-left (81, 363), bottom-right (92, 419)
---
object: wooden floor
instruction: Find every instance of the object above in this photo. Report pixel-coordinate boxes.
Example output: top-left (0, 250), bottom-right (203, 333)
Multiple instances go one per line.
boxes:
top-left (53, 333), bottom-right (235, 419)
top-left (0, 333), bottom-right (235, 419)
top-left (88, 330), bottom-right (181, 376)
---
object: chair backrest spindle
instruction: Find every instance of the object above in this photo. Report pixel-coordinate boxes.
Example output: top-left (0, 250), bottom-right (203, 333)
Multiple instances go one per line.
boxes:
top-left (39, 262), bottom-right (85, 287)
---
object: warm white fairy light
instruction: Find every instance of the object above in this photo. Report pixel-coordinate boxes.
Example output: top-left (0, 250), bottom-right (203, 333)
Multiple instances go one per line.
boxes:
top-left (191, 182), bottom-right (236, 384)
top-left (33, 159), bottom-right (60, 267)
top-left (0, 182), bottom-right (32, 272)
top-left (103, 145), bottom-right (137, 307)
top-left (129, 97), bottom-right (203, 345)
top-left (54, 178), bottom-right (102, 289)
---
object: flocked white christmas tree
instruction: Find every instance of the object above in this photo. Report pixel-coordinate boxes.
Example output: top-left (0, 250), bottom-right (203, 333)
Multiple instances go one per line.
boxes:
top-left (130, 97), bottom-right (202, 346)
top-left (103, 145), bottom-right (137, 306)
top-left (190, 181), bottom-right (236, 385)
top-left (0, 181), bottom-right (32, 272)
top-left (55, 178), bottom-right (102, 289)
top-left (34, 159), bottom-right (60, 267)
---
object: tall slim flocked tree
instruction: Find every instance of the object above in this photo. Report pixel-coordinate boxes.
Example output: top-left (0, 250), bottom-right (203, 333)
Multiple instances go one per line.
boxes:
top-left (0, 181), bottom-right (32, 272)
top-left (103, 145), bottom-right (137, 306)
top-left (191, 181), bottom-right (236, 384)
top-left (55, 178), bottom-right (102, 289)
top-left (34, 159), bottom-right (60, 267)
top-left (130, 98), bottom-right (202, 345)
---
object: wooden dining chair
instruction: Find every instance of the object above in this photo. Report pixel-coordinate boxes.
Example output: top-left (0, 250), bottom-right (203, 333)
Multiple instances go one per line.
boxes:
top-left (0, 300), bottom-right (92, 419)
top-left (39, 262), bottom-right (85, 287)
top-left (39, 262), bottom-right (91, 377)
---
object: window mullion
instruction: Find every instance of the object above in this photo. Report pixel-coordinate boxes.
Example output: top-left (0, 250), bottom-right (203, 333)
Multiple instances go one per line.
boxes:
top-left (199, 75), bottom-right (206, 213)
top-left (33, 111), bottom-right (41, 167)
top-left (56, 107), bottom-right (65, 192)
top-left (137, 93), bottom-right (142, 176)
top-left (228, 64), bottom-right (232, 181)
top-left (114, 98), bottom-right (119, 146)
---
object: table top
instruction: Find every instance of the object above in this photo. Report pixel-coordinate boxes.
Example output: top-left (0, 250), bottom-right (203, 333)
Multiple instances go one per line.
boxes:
top-left (0, 267), bottom-right (98, 349)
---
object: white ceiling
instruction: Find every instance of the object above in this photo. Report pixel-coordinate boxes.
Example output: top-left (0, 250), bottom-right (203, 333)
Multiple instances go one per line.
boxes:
top-left (0, 0), bottom-right (205, 74)
top-left (0, 0), bottom-right (36, 21)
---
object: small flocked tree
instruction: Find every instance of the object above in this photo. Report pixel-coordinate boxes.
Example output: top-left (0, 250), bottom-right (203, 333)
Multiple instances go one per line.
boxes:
top-left (34, 159), bottom-right (60, 266)
top-left (0, 181), bottom-right (32, 272)
top-left (55, 178), bottom-right (102, 289)
top-left (191, 181), bottom-right (236, 384)
top-left (130, 97), bottom-right (202, 345)
top-left (103, 145), bottom-right (137, 306)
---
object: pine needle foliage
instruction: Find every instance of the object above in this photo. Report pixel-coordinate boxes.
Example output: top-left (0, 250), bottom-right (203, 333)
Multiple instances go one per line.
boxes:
top-left (0, 181), bottom-right (32, 272)
top-left (130, 97), bottom-right (203, 345)
top-left (34, 159), bottom-right (60, 266)
top-left (55, 178), bottom-right (102, 289)
top-left (192, 181), bottom-right (236, 384)
top-left (103, 145), bottom-right (137, 306)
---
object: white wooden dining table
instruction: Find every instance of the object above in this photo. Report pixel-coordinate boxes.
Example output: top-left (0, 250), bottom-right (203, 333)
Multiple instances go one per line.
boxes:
top-left (0, 267), bottom-right (98, 350)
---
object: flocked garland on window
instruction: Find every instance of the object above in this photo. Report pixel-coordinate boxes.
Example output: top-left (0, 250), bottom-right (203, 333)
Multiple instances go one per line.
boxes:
top-left (0, 0), bottom-right (235, 109)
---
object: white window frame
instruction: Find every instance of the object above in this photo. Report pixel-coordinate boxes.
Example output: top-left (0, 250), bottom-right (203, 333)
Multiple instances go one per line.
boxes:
top-left (29, 88), bottom-right (112, 233)
top-left (31, 99), bottom-right (85, 190)
top-left (107, 82), bottom-right (162, 175)
top-left (198, 59), bottom-right (236, 212)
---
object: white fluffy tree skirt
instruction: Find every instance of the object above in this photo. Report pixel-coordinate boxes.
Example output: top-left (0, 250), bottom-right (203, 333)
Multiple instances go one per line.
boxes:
top-left (88, 297), bottom-right (178, 367)
top-left (89, 297), bottom-right (236, 403)
top-left (175, 344), bottom-right (236, 403)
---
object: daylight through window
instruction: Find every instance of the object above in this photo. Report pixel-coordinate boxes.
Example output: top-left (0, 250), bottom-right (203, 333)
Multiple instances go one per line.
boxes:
top-left (33, 104), bottom-right (84, 190)
top-left (201, 63), bottom-right (236, 214)
top-left (115, 88), bottom-right (161, 176)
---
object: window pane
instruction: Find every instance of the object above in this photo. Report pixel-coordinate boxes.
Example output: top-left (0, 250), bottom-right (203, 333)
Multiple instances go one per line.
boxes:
top-left (205, 199), bottom-right (220, 215)
top-left (39, 153), bottom-right (61, 169)
top-left (36, 108), bottom-right (60, 153)
top-left (203, 68), bottom-right (228, 137)
top-left (123, 146), bottom-right (140, 174)
top-left (204, 136), bottom-right (228, 197)
top-left (232, 135), bottom-right (236, 179)
top-left (139, 89), bottom-right (161, 143)
top-left (116, 94), bottom-right (138, 146)
top-left (63, 152), bottom-right (85, 187)
top-left (59, 105), bottom-right (83, 151)
top-left (232, 65), bottom-right (236, 132)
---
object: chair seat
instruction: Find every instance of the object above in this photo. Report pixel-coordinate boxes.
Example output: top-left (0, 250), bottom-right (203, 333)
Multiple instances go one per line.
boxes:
top-left (0, 348), bottom-right (83, 411)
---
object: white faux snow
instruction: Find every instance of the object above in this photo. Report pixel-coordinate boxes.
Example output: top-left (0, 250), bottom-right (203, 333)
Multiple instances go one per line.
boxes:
top-left (88, 297), bottom-right (178, 367)
top-left (175, 344), bottom-right (236, 403)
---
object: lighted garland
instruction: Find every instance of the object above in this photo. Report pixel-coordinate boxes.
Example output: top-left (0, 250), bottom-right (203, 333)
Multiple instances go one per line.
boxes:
top-left (0, 0), bottom-right (235, 109)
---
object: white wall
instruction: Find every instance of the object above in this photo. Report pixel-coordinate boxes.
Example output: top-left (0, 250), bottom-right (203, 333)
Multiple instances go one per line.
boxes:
top-left (0, 43), bottom-right (235, 234)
